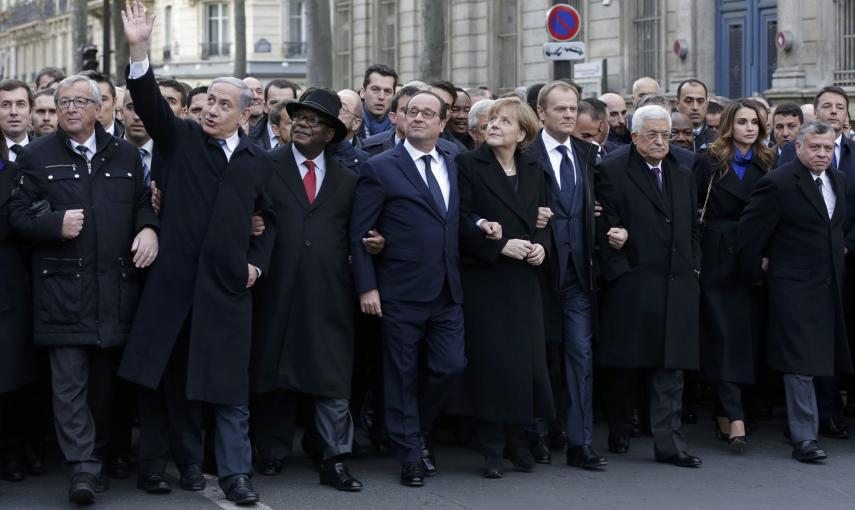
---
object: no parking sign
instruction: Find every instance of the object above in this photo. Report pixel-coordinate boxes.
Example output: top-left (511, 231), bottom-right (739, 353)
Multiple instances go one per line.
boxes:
top-left (546, 4), bottom-right (581, 42)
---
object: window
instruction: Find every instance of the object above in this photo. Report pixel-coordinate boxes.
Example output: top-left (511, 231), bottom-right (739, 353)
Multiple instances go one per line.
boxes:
top-left (633, 0), bottom-right (661, 79)
top-left (285, 0), bottom-right (307, 58)
top-left (835, 0), bottom-right (855, 86)
top-left (333, 1), bottom-right (353, 89)
top-left (164, 6), bottom-right (173, 60)
top-left (495, 0), bottom-right (518, 90)
top-left (377, 0), bottom-right (397, 67)
top-left (203, 3), bottom-right (229, 59)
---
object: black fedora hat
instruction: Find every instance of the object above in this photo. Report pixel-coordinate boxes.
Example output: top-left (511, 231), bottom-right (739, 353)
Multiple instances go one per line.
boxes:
top-left (285, 88), bottom-right (348, 143)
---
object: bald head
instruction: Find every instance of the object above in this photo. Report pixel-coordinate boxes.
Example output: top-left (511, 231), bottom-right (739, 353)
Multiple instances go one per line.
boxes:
top-left (242, 76), bottom-right (264, 123)
top-left (338, 89), bottom-right (363, 141)
top-left (600, 93), bottom-right (628, 135)
top-left (632, 77), bottom-right (660, 104)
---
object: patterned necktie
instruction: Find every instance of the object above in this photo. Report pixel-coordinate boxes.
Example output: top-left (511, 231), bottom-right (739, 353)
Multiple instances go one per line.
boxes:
top-left (652, 166), bottom-right (663, 191)
top-left (555, 144), bottom-right (576, 194)
top-left (303, 160), bottom-right (317, 204)
top-left (138, 147), bottom-right (151, 186)
top-left (421, 154), bottom-right (446, 216)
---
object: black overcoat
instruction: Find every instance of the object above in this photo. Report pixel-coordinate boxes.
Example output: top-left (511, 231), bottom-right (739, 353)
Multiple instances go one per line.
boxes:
top-left (0, 160), bottom-right (35, 392)
top-left (737, 159), bottom-right (853, 377)
top-left (696, 154), bottom-right (767, 384)
top-left (451, 145), bottom-right (555, 424)
top-left (250, 144), bottom-right (357, 398)
top-left (595, 145), bottom-right (701, 370)
top-left (119, 67), bottom-right (275, 406)
top-left (9, 127), bottom-right (157, 347)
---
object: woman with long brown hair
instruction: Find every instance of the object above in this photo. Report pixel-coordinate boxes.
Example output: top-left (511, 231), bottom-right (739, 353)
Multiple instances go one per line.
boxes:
top-left (696, 99), bottom-right (773, 453)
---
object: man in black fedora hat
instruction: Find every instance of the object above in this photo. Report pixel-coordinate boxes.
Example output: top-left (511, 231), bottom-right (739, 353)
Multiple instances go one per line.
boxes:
top-left (248, 87), bottom-right (363, 491)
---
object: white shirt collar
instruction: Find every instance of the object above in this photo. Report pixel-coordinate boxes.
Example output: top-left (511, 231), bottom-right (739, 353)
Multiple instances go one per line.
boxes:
top-left (4, 135), bottom-right (29, 149)
top-left (221, 130), bottom-right (240, 152)
top-left (541, 129), bottom-right (574, 156)
top-left (69, 131), bottom-right (97, 157)
top-left (103, 121), bottom-right (115, 135)
top-left (139, 138), bottom-right (154, 155)
top-left (291, 144), bottom-right (326, 173)
top-left (644, 160), bottom-right (662, 170)
top-left (403, 139), bottom-right (440, 165)
top-left (267, 121), bottom-right (278, 147)
top-left (835, 134), bottom-right (843, 147)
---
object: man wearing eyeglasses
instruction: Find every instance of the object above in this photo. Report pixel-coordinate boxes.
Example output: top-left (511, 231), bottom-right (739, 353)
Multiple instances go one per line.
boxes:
top-left (594, 104), bottom-right (702, 469)
top-left (326, 89), bottom-right (370, 174)
top-left (350, 90), bottom-right (465, 488)
top-left (9, 73), bottom-right (159, 505)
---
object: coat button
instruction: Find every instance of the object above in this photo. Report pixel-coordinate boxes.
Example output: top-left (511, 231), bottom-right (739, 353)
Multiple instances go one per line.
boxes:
top-left (101, 157), bottom-right (106, 162)
top-left (105, 172), bottom-right (111, 177)
top-left (665, 217), bottom-right (672, 223)
top-left (304, 240), bottom-right (311, 247)
top-left (48, 175), bottom-right (53, 180)
top-left (127, 172), bottom-right (132, 177)
top-left (74, 174), bottom-right (80, 178)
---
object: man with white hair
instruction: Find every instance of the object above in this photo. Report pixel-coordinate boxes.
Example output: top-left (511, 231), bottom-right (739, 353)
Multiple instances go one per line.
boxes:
top-left (631, 77), bottom-right (661, 105)
top-left (467, 98), bottom-right (493, 149)
top-left (594, 105), bottom-right (702, 468)
top-left (118, 2), bottom-right (275, 504)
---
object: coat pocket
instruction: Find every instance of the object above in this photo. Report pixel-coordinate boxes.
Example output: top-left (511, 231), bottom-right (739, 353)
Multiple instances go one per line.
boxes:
top-left (38, 258), bottom-right (83, 324)
top-left (103, 171), bottom-right (135, 203)
top-left (117, 257), bottom-right (141, 323)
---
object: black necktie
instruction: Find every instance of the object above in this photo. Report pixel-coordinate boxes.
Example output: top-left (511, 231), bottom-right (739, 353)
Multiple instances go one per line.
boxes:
top-left (76, 145), bottom-right (88, 160)
top-left (421, 154), bottom-right (446, 217)
top-left (652, 166), bottom-right (663, 191)
top-left (9, 144), bottom-right (23, 156)
top-left (555, 145), bottom-right (576, 194)
top-left (815, 176), bottom-right (823, 193)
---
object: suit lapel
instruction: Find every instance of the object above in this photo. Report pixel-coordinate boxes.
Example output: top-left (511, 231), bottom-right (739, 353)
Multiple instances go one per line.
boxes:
top-left (626, 155), bottom-right (669, 217)
top-left (535, 132), bottom-right (571, 215)
top-left (0, 162), bottom-right (12, 208)
top-left (473, 146), bottom-right (527, 225)
top-left (393, 144), bottom-right (444, 220)
top-left (794, 162), bottom-right (831, 221)
top-left (830, 168), bottom-right (845, 224)
top-left (274, 144), bottom-right (311, 210)
top-left (310, 152), bottom-right (343, 210)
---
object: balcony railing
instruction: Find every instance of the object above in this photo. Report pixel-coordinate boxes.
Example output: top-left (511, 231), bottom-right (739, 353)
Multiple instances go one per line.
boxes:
top-left (283, 41), bottom-right (307, 59)
top-left (200, 42), bottom-right (231, 60)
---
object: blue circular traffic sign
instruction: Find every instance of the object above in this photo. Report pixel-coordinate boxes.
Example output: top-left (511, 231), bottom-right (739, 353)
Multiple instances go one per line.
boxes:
top-left (546, 4), bottom-right (581, 42)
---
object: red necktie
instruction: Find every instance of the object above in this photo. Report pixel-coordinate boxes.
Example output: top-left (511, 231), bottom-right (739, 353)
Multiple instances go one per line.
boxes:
top-left (303, 160), bottom-right (316, 204)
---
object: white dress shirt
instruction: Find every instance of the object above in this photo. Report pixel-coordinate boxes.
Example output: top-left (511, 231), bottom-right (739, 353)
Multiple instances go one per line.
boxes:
top-left (403, 139), bottom-right (450, 208)
top-left (4, 135), bottom-right (29, 162)
top-left (136, 138), bottom-right (154, 170)
top-left (541, 129), bottom-right (577, 188)
top-left (292, 145), bottom-right (326, 196)
top-left (814, 170), bottom-right (836, 219)
top-left (267, 121), bottom-right (279, 148)
top-left (219, 131), bottom-right (240, 162)
top-left (103, 121), bottom-right (116, 136)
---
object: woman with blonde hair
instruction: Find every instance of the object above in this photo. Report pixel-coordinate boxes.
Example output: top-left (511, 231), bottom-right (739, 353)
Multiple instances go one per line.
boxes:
top-left (696, 99), bottom-right (774, 453)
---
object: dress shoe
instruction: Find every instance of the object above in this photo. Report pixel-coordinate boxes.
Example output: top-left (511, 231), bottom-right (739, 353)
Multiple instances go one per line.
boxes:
top-left (482, 456), bottom-right (503, 479)
top-left (819, 416), bottom-right (850, 439)
top-left (108, 454), bottom-right (132, 479)
top-left (728, 435), bottom-right (747, 454)
top-left (258, 458), bottom-right (284, 476)
top-left (137, 472), bottom-right (172, 494)
top-left (791, 440), bottom-right (827, 463)
top-left (400, 461), bottom-right (425, 487)
top-left (320, 459), bottom-right (363, 492)
top-left (504, 446), bottom-right (536, 473)
top-left (566, 445), bottom-right (608, 469)
top-left (225, 475), bottom-right (260, 505)
top-left (419, 436), bottom-right (437, 476)
top-left (179, 464), bottom-right (206, 491)
top-left (530, 437), bottom-right (552, 464)
top-left (2, 455), bottom-right (26, 482)
top-left (654, 451), bottom-right (702, 468)
top-left (608, 435), bottom-right (629, 454)
top-left (23, 444), bottom-right (45, 476)
top-left (68, 472), bottom-right (97, 505)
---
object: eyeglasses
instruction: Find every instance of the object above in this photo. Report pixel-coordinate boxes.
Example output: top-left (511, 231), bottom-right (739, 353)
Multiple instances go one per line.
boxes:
top-left (405, 107), bottom-right (439, 120)
top-left (339, 107), bottom-right (360, 119)
top-left (292, 111), bottom-right (330, 128)
top-left (57, 98), bottom-right (96, 110)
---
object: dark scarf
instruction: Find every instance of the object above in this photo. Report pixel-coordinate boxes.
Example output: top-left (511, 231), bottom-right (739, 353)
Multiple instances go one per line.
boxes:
top-left (730, 145), bottom-right (753, 180)
top-left (362, 104), bottom-right (392, 137)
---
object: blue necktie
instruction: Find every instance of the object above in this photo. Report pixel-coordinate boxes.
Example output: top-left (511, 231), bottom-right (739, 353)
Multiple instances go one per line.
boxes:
top-left (831, 144), bottom-right (838, 171)
top-left (555, 145), bottom-right (577, 208)
top-left (138, 147), bottom-right (151, 186)
top-left (421, 154), bottom-right (446, 217)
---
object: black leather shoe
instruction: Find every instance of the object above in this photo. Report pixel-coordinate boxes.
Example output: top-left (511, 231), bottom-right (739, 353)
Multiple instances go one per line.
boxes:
top-left (258, 459), bottom-right (284, 476)
top-left (68, 472), bottom-right (97, 505)
top-left (608, 435), bottom-right (629, 454)
top-left (23, 444), bottom-right (45, 476)
top-left (137, 473), bottom-right (172, 494)
top-left (655, 451), bottom-right (702, 468)
top-left (179, 464), bottom-right (206, 491)
top-left (505, 446), bottom-right (536, 472)
top-left (419, 436), bottom-right (437, 476)
top-left (482, 456), bottom-right (503, 479)
top-left (320, 459), bottom-right (363, 492)
top-left (225, 475), bottom-right (260, 505)
top-left (819, 416), bottom-right (850, 439)
top-left (792, 440), bottom-right (828, 462)
top-left (566, 445), bottom-right (608, 469)
top-left (400, 462), bottom-right (425, 487)
top-left (530, 437), bottom-right (552, 464)
top-left (108, 454), bottom-right (132, 479)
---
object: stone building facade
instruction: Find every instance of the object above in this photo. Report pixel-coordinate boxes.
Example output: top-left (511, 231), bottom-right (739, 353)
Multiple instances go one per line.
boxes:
top-left (1, 0), bottom-right (853, 107)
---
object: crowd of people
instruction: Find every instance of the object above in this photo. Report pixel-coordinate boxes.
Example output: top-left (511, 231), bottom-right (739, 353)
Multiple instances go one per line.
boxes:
top-left (1, 2), bottom-right (855, 505)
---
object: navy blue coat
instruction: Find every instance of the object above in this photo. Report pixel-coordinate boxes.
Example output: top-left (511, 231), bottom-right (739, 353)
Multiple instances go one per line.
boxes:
top-left (350, 142), bottom-right (462, 304)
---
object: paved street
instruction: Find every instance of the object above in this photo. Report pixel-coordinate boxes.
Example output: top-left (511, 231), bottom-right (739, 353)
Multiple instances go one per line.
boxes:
top-left (3, 412), bottom-right (855, 510)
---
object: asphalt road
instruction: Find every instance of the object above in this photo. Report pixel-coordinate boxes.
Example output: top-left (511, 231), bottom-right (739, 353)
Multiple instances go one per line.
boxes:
top-left (2, 414), bottom-right (855, 510)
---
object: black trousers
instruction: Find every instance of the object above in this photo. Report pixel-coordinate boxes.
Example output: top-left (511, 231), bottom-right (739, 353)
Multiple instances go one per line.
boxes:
top-left (715, 382), bottom-right (745, 422)
top-left (475, 420), bottom-right (526, 458)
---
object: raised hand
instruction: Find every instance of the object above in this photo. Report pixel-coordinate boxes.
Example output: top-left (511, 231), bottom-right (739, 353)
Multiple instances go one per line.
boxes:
top-left (121, 1), bottom-right (156, 57)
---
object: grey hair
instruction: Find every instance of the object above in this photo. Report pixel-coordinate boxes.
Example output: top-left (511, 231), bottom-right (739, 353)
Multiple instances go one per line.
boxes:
top-left (210, 76), bottom-right (253, 109)
top-left (402, 80), bottom-right (430, 91)
top-left (636, 94), bottom-right (669, 109)
top-left (468, 99), bottom-right (495, 129)
top-left (632, 77), bottom-right (660, 97)
top-left (54, 74), bottom-right (101, 105)
top-left (797, 120), bottom-right (835, 145)
top-left (631, 105), bottom-right (672, 134)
